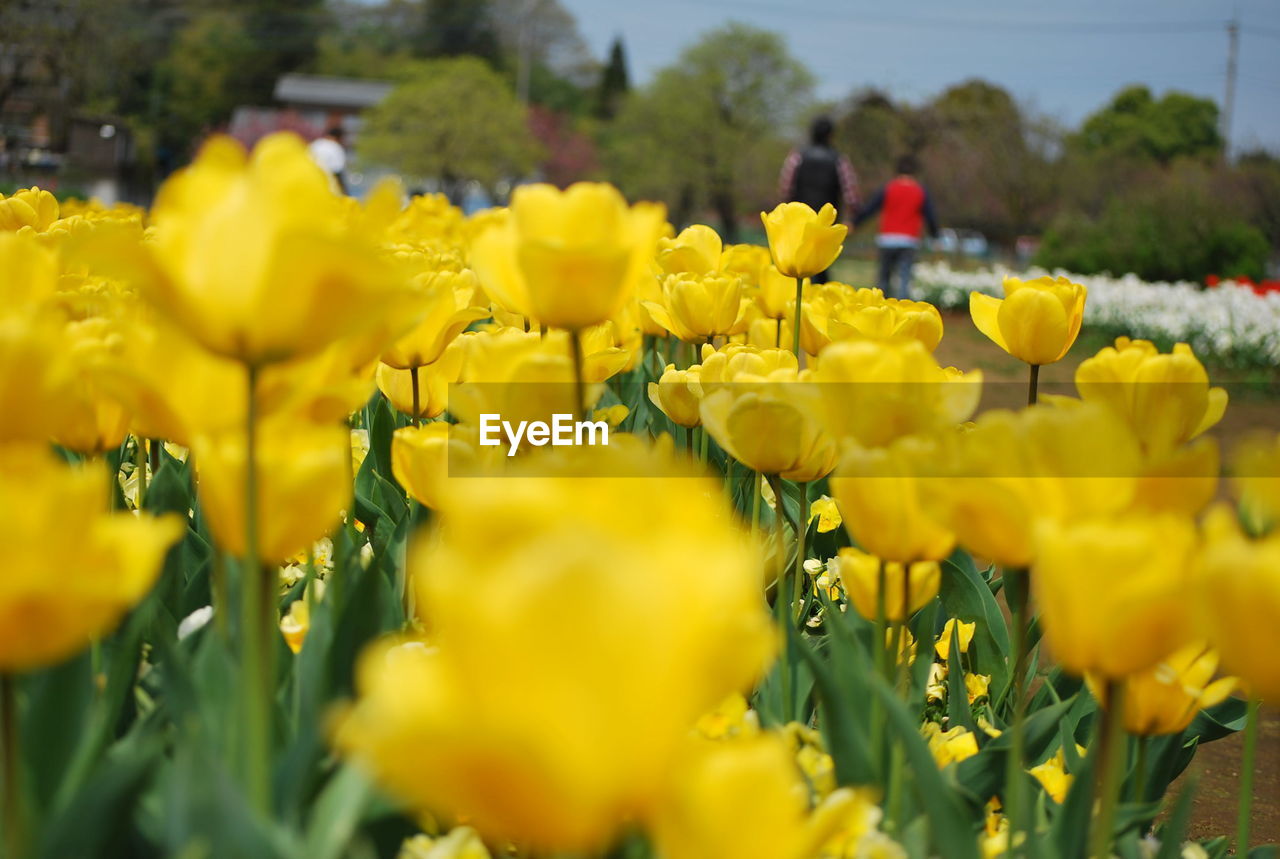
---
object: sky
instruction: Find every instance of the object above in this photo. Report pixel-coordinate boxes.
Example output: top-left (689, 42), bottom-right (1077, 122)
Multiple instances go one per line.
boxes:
top-left (559, 0), bottom-right (1280, 151)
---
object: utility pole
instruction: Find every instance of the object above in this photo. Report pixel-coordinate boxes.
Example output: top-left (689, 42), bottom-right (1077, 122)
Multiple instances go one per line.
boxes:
top-left (1223, 16), bottom-right (1239, 158)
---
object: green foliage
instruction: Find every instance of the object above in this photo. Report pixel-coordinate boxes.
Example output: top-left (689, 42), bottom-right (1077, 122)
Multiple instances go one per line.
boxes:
top-left (594, 36), bottom-right (630, 120)
top-left (1036, 174), bottom-right (1270, 282)
top-left (1075, 85), bottom-right (1222, 164)
top-left (359, 57), bottom-right (538, 191)
top-left (604, 22), bottom-right (813, 238)
top-left (415, 0), bottom-right (504, 67)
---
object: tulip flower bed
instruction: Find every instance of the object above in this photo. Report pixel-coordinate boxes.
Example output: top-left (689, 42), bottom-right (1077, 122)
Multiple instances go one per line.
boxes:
top-left (914, 261), bottom-right (1280, 370)
top-left (1, 134), bottom-right (1278, 859)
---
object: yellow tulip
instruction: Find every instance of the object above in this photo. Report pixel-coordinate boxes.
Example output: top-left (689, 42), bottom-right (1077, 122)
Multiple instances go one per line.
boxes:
top-left (1034, 513), bottom-right (1196, 678)
top-left (0, 187), bottom-right (59, 232)
top-left (648, 364), bottom-right (703, 428)
top-left (334, 445), bottom-right (774, 852)
top-left (922, 723), bottom-right (980, 767)
top-left (1130, 437), bottom-right (1219, 517)
top-left (1027, 748), bottom-right (1073, 803)
top-left (652, 735), bottom-right (862, 859)
top-left (935, 619), bottom-right (977, 660)
top-left (1075, 338), bottom-right (1227, 457)
top-left (1195, 506), bottom-right (1280, 700)
top-left (0, 446), bottom-right (182, 671)
top-left (1230, 432), bottom-right (1280, 534)
top-left (751, 264), bottom-right (796, 320)
top-left (398, 828), bottom-right (491, 859)
top-left (193, 416), bottom-right (352, 563)
top-left (105, 315), bottom-right (245, 445)
top-left (722, 243), bottom-right (773, 289)
top-left (699, 374), bottom-right (837, 481)
top-left (826, 295), bottom-right (945, 353)
top-left (830, 436), bottom-right (956, 563)
top-left (54, 317), bottom-right (133, 454)
top-left (656, 223), bottom-right (723, 276)
top-left (760, 202), bottom-right (847, 279)
top-left (473, 183), bottom-right (666, 331)
top-left (391, 423), bottom-right (489, 509)
top-left (645, 271), bottom-right (750, 341)
top-left (449, 328), bottom-right (616, 429)
top-left (697, 343), bottom-right (798, 390)
top-left (808, 495), bottom-right (842, 533)
top-left (807, 338), bottom-right (982, 449)
top-left (377, 335), bottom-right (468, 421)
top-left (142, 133), bottom-right (416, 365)
top-left (922, 401), bottom-right (1144, 567)
top-left (381, 270), bottom-right (488, 369)
top-left (1087, 643), bottom-right (1235, 736)
top-left (834, 547), bottom-right (941, 622)
top-left (280, 599), bottom-right (311, 655)
top-left (969, 275), bottom-right (1087, 366)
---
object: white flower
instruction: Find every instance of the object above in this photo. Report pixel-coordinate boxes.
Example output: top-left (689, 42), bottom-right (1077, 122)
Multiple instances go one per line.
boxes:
top-left (177, 606), bottom-right (214, 641)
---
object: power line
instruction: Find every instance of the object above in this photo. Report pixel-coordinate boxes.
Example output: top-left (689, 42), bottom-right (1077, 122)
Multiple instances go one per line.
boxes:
top-left (639, 0), bottom-right (1227, 35)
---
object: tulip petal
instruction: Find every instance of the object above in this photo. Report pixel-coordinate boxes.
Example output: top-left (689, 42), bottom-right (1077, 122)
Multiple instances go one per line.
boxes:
top-left (968, 292), bottom-right (1008, 353)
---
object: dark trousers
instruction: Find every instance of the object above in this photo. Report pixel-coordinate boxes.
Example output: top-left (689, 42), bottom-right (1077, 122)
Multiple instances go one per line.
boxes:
top-left (876, 245), bottom-right (916, 300)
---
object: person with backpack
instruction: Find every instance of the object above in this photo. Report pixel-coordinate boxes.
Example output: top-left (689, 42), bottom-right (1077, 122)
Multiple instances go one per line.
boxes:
top-left (777, 116), bottom-right (859, 283)
top-left (855, 154), bottom-right (939, 300)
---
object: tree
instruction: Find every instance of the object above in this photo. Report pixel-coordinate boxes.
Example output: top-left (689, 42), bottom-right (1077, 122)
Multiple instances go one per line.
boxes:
top-left (916, 79), bottom-right (1062, 244)
top-left (594, 36), bottom-right (629, 120)
top-left (415, 0), bottom-right (503, 68)
top-left (1074, 85), bottom-right (1221, 164)
top-left (359, 57), bottom-right (538, 199)
top-left (605, 23), bottom-right (813, 240)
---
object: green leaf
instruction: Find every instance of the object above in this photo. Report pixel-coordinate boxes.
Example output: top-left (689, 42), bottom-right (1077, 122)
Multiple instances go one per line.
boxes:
top-left (302, 765), bottom-right (375, 859)
top-left (870, 678), bottom-right (981, 858)
top-left (946, 623), bottom-right (978, 734)
top-left (1154, 777), bottom-right (1197, 859)
top-left (794, 632), bottom-right (877, 785)
top-left (938, 551), bottom-right (1010, 694)
top-left (36, 736), bottom-right (162, 859)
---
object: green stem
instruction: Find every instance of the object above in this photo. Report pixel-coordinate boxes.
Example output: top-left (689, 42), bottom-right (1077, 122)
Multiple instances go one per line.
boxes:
top-left (792, 482), bottom-right (807, 625)
top-left (1237, 697), bottom-right (1261, 855)
top-left (698, 426), bottom-right (709, 466)
top-left (1, 673), bottom-right (24, 859)
top-left (685, 426), bottom-right (694, 453)
top-left (569, 328), bottom-right (588, 422)
top-left (768, 473), bottom-right (792, 722)
top-left (1027, 364), bottom-right (1040, 407)
top-left (241, 362), bottom-right (272, 818)
top-left (792, 277), bottom-right (805, 361)
top-left (869, 564), bottom-right (887, 778)
top-left (1133, 735), bottom-right (1149, 806)
top-left (1089, 682), bottom-right (1128, 859)
top-left (775, 317), bottom-right (782, 348)
top-left (750, 471), bottom-right (762, 539)
top-left (134, 435), bottom-right (148, 509)
top-left (1004, 568), bottom-right (1030, 853)
top-left (409, 365), bottom-right (421, 427)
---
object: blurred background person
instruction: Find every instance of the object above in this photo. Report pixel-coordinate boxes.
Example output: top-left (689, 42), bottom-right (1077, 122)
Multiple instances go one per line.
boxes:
top-left (855, 154), bottom-right (939, 299)
top-left (777, 115), bottom-right (859, 283)
top-left (308, 126), bottom-right (348, 194)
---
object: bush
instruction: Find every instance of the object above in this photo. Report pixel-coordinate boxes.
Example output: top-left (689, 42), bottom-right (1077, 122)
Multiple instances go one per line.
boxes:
top-left (1036, 180), bottom-right (1270, 282)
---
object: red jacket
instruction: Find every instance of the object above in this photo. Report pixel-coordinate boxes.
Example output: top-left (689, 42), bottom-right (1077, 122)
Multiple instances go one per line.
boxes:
top-left (855, 176), bottom-right (938, 241)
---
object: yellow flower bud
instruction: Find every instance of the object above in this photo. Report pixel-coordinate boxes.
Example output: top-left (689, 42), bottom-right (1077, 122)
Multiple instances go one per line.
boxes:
top-left (760, 202), bottom-right (847, 279)
top-left (969, 275), bottom-right (1087, 366)
top-left (1087, 643), bottom-right (1235, 737)
top-left (833, 547), bottom-right (941, 622)
top-left (1034, 513), bottom-right (1196, 679)
top-left (0, 446), bottom-right (182, 671)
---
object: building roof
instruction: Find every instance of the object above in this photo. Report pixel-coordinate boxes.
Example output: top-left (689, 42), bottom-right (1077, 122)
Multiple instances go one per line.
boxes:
top-left (274, 74), bottom-right (394, 110)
